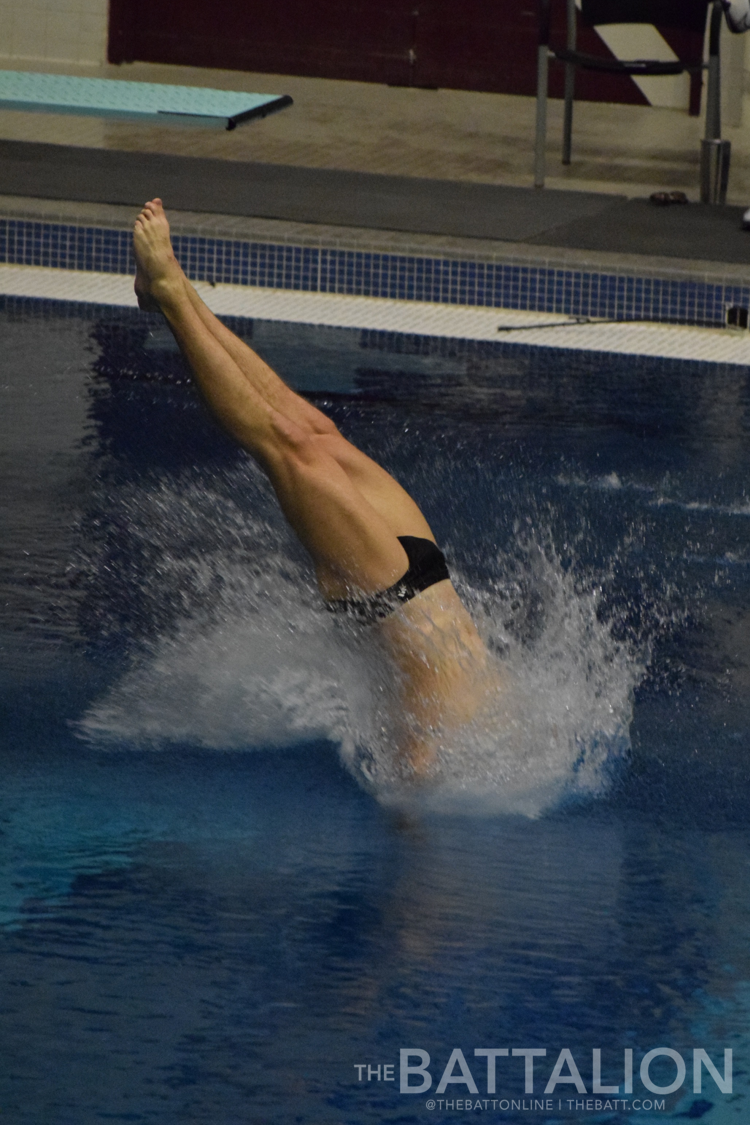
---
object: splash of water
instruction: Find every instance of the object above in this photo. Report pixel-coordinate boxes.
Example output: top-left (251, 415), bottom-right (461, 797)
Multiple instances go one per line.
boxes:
top-left (78, 475), bottom-right (646, 817)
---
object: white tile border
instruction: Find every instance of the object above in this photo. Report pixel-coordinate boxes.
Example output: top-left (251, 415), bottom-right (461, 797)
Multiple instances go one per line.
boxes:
top-left (1, 263), bottom-right (750, 366)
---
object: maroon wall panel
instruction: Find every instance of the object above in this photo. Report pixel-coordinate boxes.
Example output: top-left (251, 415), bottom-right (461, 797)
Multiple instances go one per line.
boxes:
top-left (109, 0), bottom-right (702, 107)
top-left (109, 0), bottom-right (414, 86)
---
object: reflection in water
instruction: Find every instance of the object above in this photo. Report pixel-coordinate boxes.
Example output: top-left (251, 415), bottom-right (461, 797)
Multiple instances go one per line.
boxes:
top-left (1, 751), bottom-right (746, 1122)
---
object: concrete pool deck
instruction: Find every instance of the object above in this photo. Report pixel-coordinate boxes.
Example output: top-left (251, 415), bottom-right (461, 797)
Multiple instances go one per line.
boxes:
top-left (0, 60), bottom-right (749, 334)
top-left (0, 60), bottom-right (749, 252)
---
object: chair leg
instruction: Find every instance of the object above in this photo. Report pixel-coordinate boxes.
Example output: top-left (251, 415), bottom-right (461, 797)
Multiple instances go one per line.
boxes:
top-left (534, 0), bottom-right (551, 188)
top-left (704, 0), bottom-right (722, 141)
top-left (534, 44), bottom-right (549, 188)
top-left (562, 62), bottom-right (575, 165)
top-left (562, 0), bottom-right (577, 165)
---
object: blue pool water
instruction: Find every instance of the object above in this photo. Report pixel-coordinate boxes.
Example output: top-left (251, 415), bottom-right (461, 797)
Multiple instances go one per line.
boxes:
top-left (2, 296), bottom-right (750, 1123)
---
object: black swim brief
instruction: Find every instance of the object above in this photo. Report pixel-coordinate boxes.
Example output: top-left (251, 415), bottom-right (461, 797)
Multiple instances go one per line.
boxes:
top-left (326, 535), bottom-right (450, 626)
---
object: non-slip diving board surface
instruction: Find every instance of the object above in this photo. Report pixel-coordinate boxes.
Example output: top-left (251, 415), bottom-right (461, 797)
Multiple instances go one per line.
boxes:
top-left (0, 71), bottom-right (293, 129)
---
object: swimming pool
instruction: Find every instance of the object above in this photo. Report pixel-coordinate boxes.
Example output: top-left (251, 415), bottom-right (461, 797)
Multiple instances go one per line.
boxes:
top-left (2, 295), bottom-right (749, 1123)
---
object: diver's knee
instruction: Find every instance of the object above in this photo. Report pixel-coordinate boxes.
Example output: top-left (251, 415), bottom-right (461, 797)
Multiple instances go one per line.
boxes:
top-left (269, 418), bottom-right (346, 476)
top-left (267, 412), bottom-right (312, 458)
top-left (274, 423), bottom-right (328, 466)
top-left (309, 412), bottom-right (339, 437)
top-left (314, 430), bottom-right (358, 464)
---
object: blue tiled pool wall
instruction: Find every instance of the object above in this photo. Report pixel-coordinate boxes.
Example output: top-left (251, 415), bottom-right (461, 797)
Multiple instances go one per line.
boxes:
top-left (1, 217), bottom-right (748, 328)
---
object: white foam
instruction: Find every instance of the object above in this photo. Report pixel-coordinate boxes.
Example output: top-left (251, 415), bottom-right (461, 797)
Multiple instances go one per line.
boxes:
top-left (650, 495), bottom-right (750, 516)
top-left (77, 474), bottom-right (645, 818)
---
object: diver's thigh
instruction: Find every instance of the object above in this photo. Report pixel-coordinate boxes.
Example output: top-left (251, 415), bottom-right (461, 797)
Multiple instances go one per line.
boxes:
top-left (316, 432), bottom-right (436, 540)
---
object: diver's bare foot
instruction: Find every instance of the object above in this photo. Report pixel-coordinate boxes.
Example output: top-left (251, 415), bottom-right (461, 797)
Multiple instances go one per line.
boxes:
top-left (132, 198), bottom-right (183, 312)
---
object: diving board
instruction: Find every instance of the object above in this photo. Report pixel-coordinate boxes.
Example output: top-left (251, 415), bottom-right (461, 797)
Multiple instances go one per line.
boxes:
top-left (0, 71), bottom-right (293, 130)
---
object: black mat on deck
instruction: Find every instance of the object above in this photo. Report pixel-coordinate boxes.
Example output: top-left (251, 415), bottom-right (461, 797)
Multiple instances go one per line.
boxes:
top-left (0, 139), bottom-right (619, 242)
top-left (530, 196), bottom-right (750, 262)
top-left (1, 138), bottom-right (749, 264)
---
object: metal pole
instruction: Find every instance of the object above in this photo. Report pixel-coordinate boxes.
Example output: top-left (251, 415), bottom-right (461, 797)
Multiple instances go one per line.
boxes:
top-left (700, 0), bottom-right (731, 203)
top-left (704, 0), bottom-right (722, 141)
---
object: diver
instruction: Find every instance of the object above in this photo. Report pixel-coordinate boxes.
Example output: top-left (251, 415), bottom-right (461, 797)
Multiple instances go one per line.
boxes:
top-left (132, 199), bottom-right (505, 779)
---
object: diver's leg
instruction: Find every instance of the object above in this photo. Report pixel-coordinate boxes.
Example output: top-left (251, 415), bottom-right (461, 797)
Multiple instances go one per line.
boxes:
top-left (133, 201), bottom-right (415, 599)
top-left (182, 280), bottom-right (336, 435)
top-left (135, 200), bottom-right (436, 544)
top-left (177, 248), bottom-right (435, 539)
top-left (135, 200), bottom-right (334, 437)
top-left (177, 268), bottom-right (431, 532)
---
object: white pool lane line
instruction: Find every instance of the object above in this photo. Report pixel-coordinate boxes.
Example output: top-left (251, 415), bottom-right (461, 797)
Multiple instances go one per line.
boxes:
top-left (2, 263), bottom-right (750, 366)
